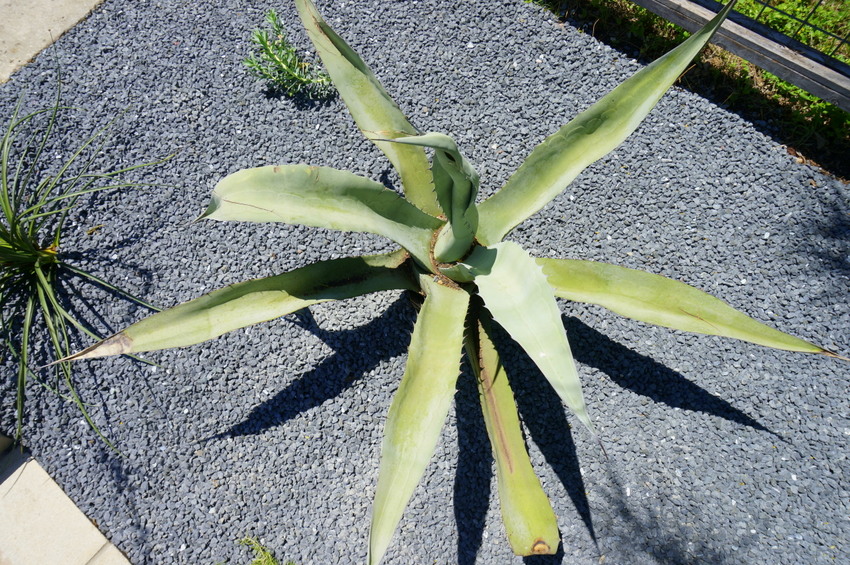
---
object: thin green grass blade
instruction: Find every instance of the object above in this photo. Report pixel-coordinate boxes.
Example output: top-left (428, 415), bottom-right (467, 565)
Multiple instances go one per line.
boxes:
top-left (33, 269), bottom-right (117, 451)
top-left (476, 0), bottom-right (738, 244)
top-left (64, 250), bottom-right (417, 360)
top-left (538, 258), bottom-right (841, 356)
top-left (13, 294), bottom-right (36, 441)
top-left (466, 308), bottom-right (559, 556)
top-left (62, 263), bottom-right (161, 311)
top-left (202, 164), bottom-right (441, 268)
top-left (294, 0), bottom-right (438, 216)
top-left (462, 242), bottom-right (595, 433)
top-left (368, 275), bottom-right (469, 565)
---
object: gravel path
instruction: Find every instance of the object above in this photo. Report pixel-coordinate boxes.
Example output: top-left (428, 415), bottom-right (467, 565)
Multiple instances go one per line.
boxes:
top-left (1, 0), bottom-right (848, 564)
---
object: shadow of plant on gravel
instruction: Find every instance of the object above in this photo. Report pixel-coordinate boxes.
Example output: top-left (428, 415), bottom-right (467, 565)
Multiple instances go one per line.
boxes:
top-left (210, 296), bottom-right (416, 440)
top-left (563, 316), bottom-right (777, 436)
top-left (453, 369), bottom-right (492, 565)
top-left (800, 183), bottom-right (850, 279)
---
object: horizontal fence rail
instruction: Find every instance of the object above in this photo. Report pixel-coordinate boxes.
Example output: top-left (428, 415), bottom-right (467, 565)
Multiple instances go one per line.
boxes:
top-left (628, 0), bottom-right (850, 112)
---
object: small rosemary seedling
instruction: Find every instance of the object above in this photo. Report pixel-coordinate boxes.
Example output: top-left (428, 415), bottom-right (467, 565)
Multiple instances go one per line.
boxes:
top-left (244, 9), bottom-right (334, 99)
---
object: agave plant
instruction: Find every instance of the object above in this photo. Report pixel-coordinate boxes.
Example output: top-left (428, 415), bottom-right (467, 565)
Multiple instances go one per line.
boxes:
top-left (66, 0), bottom-right (843, 562)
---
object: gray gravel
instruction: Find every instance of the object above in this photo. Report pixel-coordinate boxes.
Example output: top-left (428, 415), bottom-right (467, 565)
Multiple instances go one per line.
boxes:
top-left (1, 0), bottom-right (848, 564)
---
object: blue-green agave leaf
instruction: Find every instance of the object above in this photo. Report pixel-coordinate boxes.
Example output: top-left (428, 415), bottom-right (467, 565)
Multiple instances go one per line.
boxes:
top-left (369, 275), bottom-right (469, 565)
top-left (539, 258), bottom-right (841, 356)
top-left (294, 0), bottom-right (438, 216)
top-left (384, 132), bottom-right (480, 262)
top-left (463, 241), bottom-right (594, 433)
top-left (201, 164), bottom-right (441, 268)
top-left (64, 250), bottom-right (416, 359)
top-left (476, 0), bottom-right (738, 244)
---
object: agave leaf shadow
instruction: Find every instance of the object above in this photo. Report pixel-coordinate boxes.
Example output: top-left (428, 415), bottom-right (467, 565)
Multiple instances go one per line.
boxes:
top-left (563, 316), bottom-right (775, 435)
top-left (453, 367), bottom-right (493, 565)
top-left (210, 294), bottom-right (417, 439)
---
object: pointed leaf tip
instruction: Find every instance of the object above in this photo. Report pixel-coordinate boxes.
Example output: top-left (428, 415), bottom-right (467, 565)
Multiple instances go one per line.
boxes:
top-left (62, 333), bottom-right (133, 362)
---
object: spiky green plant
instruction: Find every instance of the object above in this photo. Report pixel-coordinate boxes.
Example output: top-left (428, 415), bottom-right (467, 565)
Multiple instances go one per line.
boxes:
top-left (66, 0), bottom-right (844, 562)
top-left (1, 86), bottom-right (163, 446)
top-left (244, 8), bottom-right (334, 99)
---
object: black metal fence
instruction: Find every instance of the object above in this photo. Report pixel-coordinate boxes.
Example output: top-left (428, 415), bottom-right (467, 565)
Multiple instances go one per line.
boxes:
top-left (742, 0), bottom-right (849, 62)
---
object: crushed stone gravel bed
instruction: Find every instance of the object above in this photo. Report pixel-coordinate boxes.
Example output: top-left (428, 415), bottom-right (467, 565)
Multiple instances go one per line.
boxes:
top-left (1, 0), bottom-right (848, 563)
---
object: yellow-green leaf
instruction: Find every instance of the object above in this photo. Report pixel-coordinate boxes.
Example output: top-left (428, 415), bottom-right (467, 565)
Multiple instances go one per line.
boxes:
top-left (466, 309), bottom-right (559, 556)
top-left (369, 275), bottom-right (469, 565)
top-left (64, 250), bottom-right (415, 359)
top-left (202, 164), bottom-right (441, 268)
top-left (538, 257), bottom-right (837, 355)
top-left (295, 0), bottom-right (438, 215)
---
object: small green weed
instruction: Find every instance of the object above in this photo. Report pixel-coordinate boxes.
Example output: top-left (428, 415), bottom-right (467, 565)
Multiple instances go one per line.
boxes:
top-left (1, 85), bottom-right (163, 446)
top-left (239, 537), bottom-right (295, 565)
top-left (244, 9), bottom-right (334, 99)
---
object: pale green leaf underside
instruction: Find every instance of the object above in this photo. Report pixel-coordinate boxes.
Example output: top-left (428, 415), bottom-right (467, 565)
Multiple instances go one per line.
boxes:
top-left (476, 0), bottom-right (738, 244)
top-left (64, 250), bottom-right (415, 359)
top-left (369, 276), bottom-right (469, 565)
top-left (464, 241), bottom-right (594, 433)
top-left (467, 312), bottom-right (559, 556)
top-left (539, 258), bottom-right (827, 354)
top-left (295, 0), bottom-right (438, 216)
top-left (202, 164), bottom-right (441, 268)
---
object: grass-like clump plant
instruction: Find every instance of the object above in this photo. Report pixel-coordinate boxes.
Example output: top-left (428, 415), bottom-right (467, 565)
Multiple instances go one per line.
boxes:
top-left (244, 8), bottom-right (334, 99)
top-left (66, 0), bottom-right (844, 562)
top-left (1, 85), bottom-right (162, 445)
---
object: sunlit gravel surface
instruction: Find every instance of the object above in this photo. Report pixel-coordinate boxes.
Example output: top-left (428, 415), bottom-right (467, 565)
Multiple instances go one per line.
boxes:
top-left (1, 0), bottom-right (848, 563)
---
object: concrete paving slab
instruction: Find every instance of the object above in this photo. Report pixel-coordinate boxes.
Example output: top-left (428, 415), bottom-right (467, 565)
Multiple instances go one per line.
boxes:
top-left (0, 0), bottom-right (105, 82)
top-left (0, 438), bottom-right (130, 565)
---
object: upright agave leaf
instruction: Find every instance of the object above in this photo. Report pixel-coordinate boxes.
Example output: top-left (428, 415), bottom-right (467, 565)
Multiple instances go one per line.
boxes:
top-left (369, 275), bottom-right (469, 565)
top-left (476, 0), bottom-right (739, 244)
top-left (466, 308), bottom-right (560, 556)
top-left (294, 0), bottom-right (438, 216)
top-left (462, 242), bottom-right (595, 433)
top-left (383, 133), bottom-right (480, 262)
